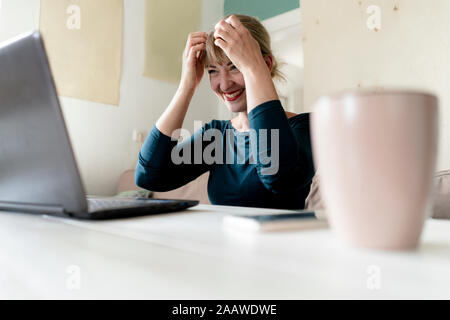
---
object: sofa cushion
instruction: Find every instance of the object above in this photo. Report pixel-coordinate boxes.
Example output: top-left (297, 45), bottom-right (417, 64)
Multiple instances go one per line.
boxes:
top-left (152, 172), bottom-right (210, 204)
top-left (117, 169), bottom-right (211, 204)
top-left (304, 173), bottom-right (325, 211)
top-left (432, 170), bottom-right (450, 219)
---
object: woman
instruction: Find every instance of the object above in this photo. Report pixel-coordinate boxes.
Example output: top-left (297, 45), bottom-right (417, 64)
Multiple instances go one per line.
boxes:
top-left (135, 14), bottom-right (315, 209)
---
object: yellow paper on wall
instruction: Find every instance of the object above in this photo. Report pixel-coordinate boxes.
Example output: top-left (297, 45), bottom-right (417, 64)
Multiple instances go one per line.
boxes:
top-left (144, 0), bottom-right (202, 84)
top-left (40, 0), bottom-right (123, 106)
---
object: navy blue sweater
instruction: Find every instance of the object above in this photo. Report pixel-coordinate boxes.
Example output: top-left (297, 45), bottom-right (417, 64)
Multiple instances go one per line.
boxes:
top-left (135, 100), bottom-right (315, 209)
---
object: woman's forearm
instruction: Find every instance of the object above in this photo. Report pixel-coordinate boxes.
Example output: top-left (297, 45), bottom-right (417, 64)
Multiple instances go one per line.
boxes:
top-left (155, 85), bottom-right (195, 138)
top-left (242, 63), bottom-right (279, 114)
top-left (247, 100), bottom-right (301, 192)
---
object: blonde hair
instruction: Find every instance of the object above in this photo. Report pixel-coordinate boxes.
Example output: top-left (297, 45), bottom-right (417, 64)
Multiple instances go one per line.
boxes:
top-left (205, 14), bottom-right (283, 80)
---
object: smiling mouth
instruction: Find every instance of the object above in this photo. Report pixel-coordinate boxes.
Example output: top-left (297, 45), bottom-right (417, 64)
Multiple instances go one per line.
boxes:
top-left (223, 89), bottom-right (245, 102)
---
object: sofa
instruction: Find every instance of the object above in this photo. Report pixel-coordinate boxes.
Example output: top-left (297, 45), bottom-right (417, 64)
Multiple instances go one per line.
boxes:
top-left (118, 169), bottom-right (450, 219)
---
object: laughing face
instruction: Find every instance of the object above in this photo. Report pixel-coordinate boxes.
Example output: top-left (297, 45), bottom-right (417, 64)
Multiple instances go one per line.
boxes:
top-left (207, 58), bottom-right (247, 113)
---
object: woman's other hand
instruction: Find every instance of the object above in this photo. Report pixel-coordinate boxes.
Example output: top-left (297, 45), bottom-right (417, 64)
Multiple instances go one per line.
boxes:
top-left (213, 15), bottom-right (267, 76)
top-left (213, 15), bottom-right (278, 113)
top-left (155, 32), bottom-right (207, 137)
top-left (180, 32), bottom-right (207, 91)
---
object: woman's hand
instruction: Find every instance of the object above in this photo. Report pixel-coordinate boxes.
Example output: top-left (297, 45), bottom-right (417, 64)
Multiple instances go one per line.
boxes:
top-left (156, 32), bottom-right (206, 137)
top-left (213, 15), bottom-right (266, 76)
top-left (213, 15), bottom-right (278, 113)
top-left (180, 32), bottom-right (207, 91)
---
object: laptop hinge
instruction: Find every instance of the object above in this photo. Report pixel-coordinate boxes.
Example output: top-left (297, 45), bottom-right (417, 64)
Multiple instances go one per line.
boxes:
top-left (0, 201), bottom-right (66, 215)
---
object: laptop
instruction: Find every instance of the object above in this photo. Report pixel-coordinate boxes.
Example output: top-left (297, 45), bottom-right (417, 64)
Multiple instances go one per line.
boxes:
top-left (0, 31), bottom-right (199, 220)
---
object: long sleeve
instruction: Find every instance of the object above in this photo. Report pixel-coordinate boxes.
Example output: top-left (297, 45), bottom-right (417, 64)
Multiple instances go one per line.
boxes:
top-left (248, 100), bottom-right (315, 194)
top-left (135, 124), bottom-right (213, 192)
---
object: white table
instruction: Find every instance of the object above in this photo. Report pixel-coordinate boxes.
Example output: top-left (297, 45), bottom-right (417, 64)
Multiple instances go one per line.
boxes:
top-left (1, 204), bottom-right (449, 299)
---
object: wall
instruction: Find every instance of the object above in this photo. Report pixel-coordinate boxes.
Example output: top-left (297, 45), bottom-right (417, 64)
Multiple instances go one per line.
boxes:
top-left (224, 0), bottom-right (299, 20)
top-left (301, 0), bottom-right (450, 171)
top-left (263, 8), bottom-right (304, 113)
top-left (0, 0), bottom-right (224, 196)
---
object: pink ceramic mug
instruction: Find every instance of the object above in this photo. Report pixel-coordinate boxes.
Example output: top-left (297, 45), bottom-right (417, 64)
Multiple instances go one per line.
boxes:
top-left (311, 90), bottom-right (439, 250)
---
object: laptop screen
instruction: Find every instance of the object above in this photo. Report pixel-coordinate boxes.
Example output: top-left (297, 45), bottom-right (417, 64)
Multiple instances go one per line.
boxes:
top-left (0, 32), bottom-right (87, 214)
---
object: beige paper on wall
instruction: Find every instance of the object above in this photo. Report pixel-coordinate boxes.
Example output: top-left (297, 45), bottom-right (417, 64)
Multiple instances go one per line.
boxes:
top-left (144, 0), bottom-right (202, 84)
top-left (40, 0), bottom-right (123, 106)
